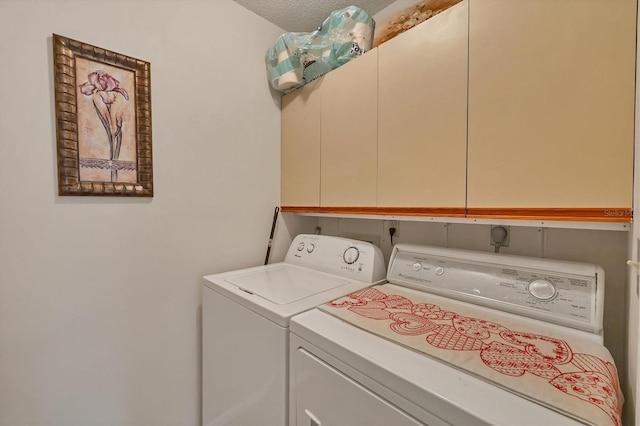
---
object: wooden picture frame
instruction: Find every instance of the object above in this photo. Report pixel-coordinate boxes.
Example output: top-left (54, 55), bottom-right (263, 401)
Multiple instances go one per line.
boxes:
top-left (52, 34), bottom-right (153, 196)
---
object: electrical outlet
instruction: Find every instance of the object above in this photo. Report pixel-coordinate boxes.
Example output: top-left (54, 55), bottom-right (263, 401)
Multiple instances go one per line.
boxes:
top-left (387, 220), bottom-right (400, 238)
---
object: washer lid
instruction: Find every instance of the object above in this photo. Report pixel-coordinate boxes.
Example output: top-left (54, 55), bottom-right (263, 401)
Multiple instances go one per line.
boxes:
top-left (225, 264), bottom-right (349, 304)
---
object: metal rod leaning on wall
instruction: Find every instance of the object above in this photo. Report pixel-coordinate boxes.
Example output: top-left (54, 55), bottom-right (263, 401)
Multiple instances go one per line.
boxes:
top-left (264, 207), bottom-right (280, 265)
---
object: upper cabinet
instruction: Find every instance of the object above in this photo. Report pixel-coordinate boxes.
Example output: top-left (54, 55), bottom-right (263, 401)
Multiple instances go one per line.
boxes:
top-left (281, 78), bottom-right (322, 209)
top-left (281, 51), bottom-right (378, 211)
top-left (467, 0), bottom-right (636, 221)
top-left (321, 49), bottom-right (378, 208)
top-left (378, 1), bottom-right (468, 214)
top-left (280, 0), bottom-right (636, 223)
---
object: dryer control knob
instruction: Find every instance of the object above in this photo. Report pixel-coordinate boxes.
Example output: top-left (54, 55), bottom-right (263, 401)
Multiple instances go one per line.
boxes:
top-left (306, 244), bottom-right (315, 253)
top-left (528, 279), bottom-right (557, 301)
top-left (297, 242), bottom-right (305, 251)
top-left (412, 262), bottom-right (422, 271)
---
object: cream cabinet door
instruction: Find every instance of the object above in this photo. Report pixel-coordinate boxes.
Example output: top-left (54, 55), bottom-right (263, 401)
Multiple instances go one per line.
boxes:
top-left (378, 1), bottom-right (468, 212)
top-left (321, 50), bottom-right (378, 208)
top-left (281, 79), bottom-right (322, 208)
top-left (467, 0), bottom-right (635, 217)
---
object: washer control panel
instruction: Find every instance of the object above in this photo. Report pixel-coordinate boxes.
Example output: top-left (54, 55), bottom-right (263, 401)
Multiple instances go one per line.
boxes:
top-left (388, 244), bottom-right (604, 334)
top-left (285, 234), bottom-right (386, 284)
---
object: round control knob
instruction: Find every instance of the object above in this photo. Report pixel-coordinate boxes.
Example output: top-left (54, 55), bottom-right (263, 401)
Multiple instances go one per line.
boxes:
top-left (297, 242), bottom-right (305, 251)
top-left (528, 279), bottom-right (557, 301)
top-left (412, 262), bottom-right (422, 271)
top-left (343, 247), bottom-right (360, 265)
top-left (306, 244), bottom-right (315, 253)
top-left (435, 267), bottom-right (445, 276)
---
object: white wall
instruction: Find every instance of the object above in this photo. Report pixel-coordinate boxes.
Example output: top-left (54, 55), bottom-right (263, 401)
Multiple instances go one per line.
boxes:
top-left (0, 0), bottom-right (315, 424)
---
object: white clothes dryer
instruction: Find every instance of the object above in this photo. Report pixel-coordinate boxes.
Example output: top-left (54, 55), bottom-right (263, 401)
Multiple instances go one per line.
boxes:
top-left (289, 244), bottom-right (621, 426)
top-left (202, 234), bottom-right (386, 426)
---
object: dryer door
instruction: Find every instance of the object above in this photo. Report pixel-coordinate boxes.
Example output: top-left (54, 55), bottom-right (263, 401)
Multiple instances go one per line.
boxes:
top-left (293, 348), bottom-right (425, 426)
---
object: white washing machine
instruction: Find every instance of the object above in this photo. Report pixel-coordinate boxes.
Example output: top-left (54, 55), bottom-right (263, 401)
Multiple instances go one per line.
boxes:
top-left (289, 244), bottom-right (623, 426)
top-left (202, 234), bottom-right (386, 425)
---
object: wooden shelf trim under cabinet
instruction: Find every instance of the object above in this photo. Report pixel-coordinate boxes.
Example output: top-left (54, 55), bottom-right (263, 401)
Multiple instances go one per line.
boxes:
top-left (466, 208), bottom-right (632, 222)
top-left (280, 206), bottom-right (322, 213)
top-left (280, 206), bottom-right (632, 223)
top-left (280, 206), bottom-right (466, 217)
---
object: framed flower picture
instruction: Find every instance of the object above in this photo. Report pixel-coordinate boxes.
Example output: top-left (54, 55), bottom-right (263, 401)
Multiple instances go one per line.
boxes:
top-left (52, 34), bottom-right (153, 196)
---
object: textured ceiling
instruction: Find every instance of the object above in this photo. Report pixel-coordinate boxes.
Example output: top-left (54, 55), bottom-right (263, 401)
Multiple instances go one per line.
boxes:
top-left (233, 0), bottom-right (396, 32)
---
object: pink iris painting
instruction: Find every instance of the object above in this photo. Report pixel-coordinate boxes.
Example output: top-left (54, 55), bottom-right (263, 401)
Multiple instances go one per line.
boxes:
top-left (76, 57), bottom-right (137, 183)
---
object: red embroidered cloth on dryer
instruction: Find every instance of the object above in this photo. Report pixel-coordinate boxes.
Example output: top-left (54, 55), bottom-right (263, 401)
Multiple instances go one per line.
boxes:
top-left (320, 284), bottom-right (623, 426)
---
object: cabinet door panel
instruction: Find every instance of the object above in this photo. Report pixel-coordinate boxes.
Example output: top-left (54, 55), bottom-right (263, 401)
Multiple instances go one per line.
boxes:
top-left (281, 79), bottom-right (322, 208)
top-left (378, 1), bottom-right (468, 209)
top-left (321, 50), bottom-right (378, 207)
top-left (468, 0), bottom-right (635, 210)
